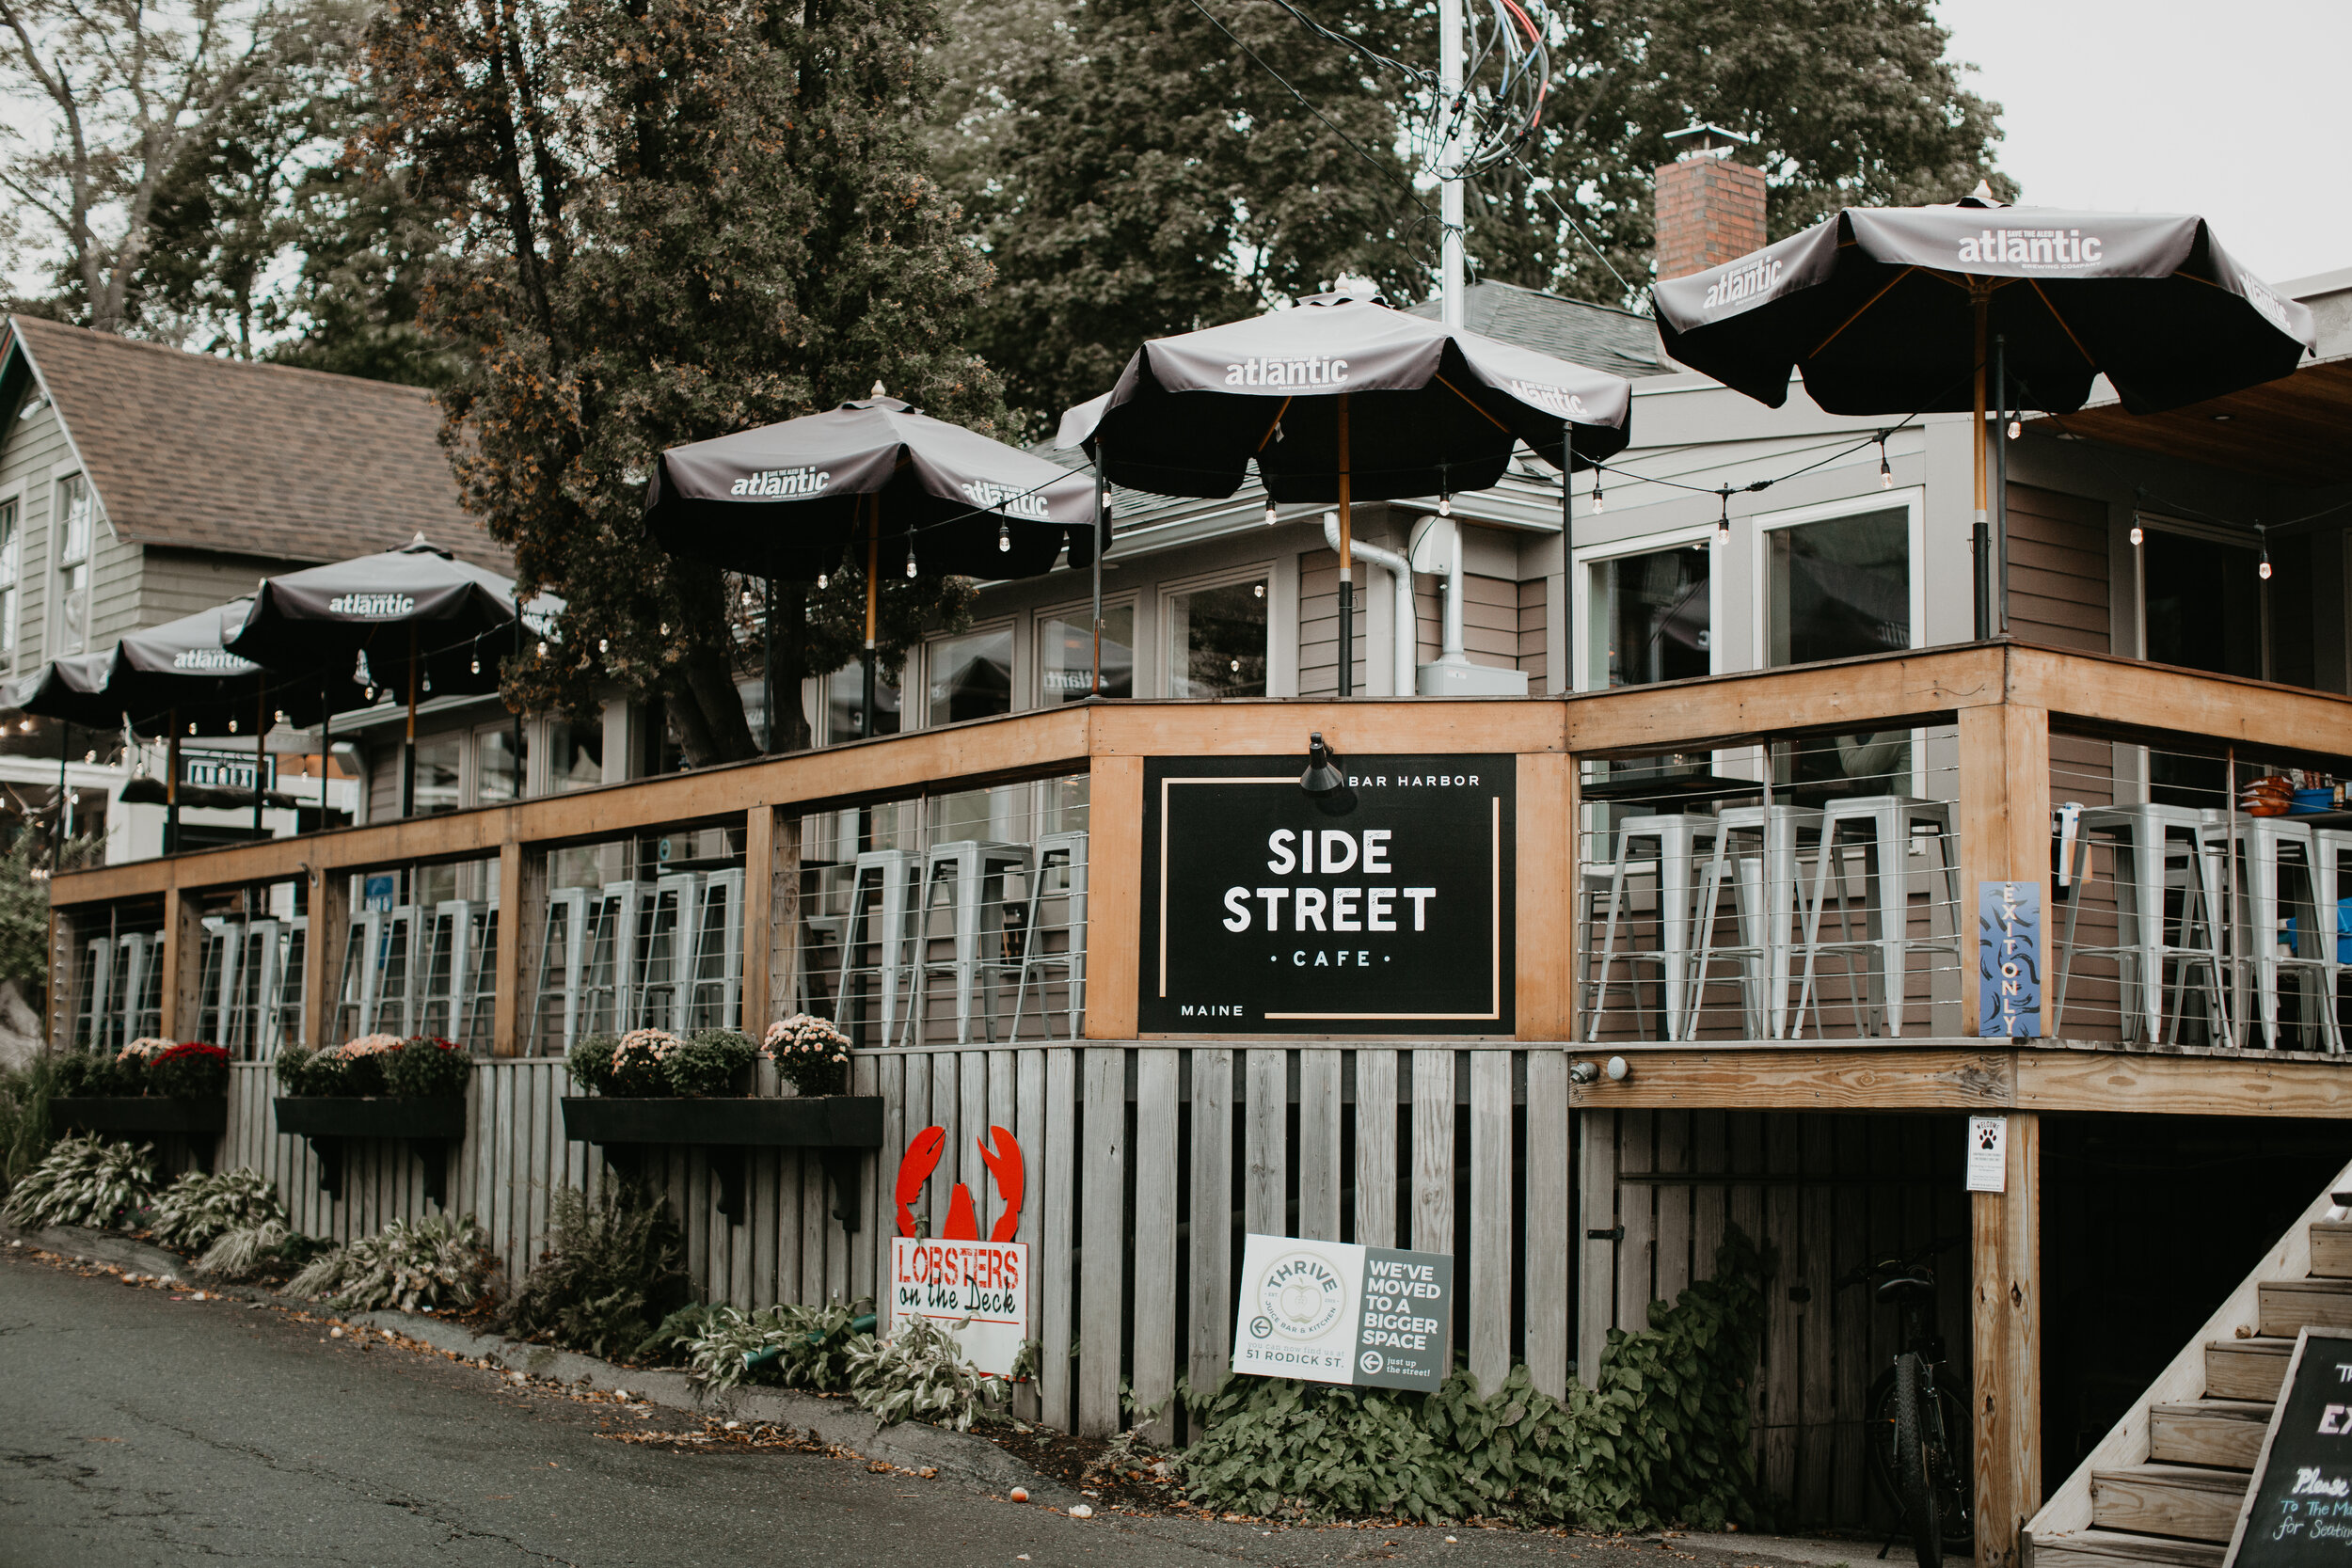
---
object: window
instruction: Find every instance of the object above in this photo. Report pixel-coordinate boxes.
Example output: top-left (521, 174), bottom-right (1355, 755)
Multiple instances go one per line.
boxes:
top-left (1166, 575), bottom-right (1269, 698)
top-left (55, 474), bottom-right (91, 654)
top-left (926, 624), bottom-right (1013, 726)
top-left (0, 498), bottom-right (18, 660)
top-left (1039, 603), bottom-right (1135, 703)
top-left (1764, 505), bottom-right (1912, 666)
top-left (477, 726), bottom-right (525, 805)
top-left (2142, 525), bottom-right (2263, 679)
top-left (548, 715), bottom-right (605, 791)
top-left (826, 661), bottom-right (901, 742)
top-left (413, 733), bottom-right (463, 815)
top-left (1590, 542), bottom-right (1710, 689)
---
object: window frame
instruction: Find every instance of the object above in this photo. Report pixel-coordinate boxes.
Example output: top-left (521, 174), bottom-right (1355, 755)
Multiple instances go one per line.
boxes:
top-left (914, 615), bottom-right (1018, 731)
top-left (0, 489), bottom-right (22, 665)
top-left (1032, 592), bottom-right (1139, 707)
top-left (1747, 486), bottom-right (1928, 669)
top-left (1569, 522), bottom-right (1722, 693)
top-left (2132, 510), bottom-right (2272, 679)
top-left (1156, 560), bottom-right (1276, 700)
top-left (53, 471), bottom-right (93, 656)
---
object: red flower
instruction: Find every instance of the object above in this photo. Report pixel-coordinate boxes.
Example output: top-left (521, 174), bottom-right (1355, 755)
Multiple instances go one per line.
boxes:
top-left (408, 1037), bottom-right (460, 1053)
top-left (158, 1041), bottom-right (230, 1064)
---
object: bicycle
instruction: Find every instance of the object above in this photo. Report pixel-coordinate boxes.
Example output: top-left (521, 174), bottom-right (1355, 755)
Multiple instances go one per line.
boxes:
top-left (1837, 1239), bottom-right (1973, 1568)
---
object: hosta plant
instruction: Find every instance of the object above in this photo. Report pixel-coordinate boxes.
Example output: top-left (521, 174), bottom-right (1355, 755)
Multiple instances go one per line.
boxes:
top-left (195, 1218), bottom-right (326, 1280)
top-left (678, 1299), bottom-right (868, 1393)
top-left (151, 1166), bottom-right (288, 1253)
top-left (1, 1134), bottom-right (159, 1229)
top-left (287, 1212), bottom-right (497, 1312)
top-left (844, 1314), bottom-right (1008, 1433)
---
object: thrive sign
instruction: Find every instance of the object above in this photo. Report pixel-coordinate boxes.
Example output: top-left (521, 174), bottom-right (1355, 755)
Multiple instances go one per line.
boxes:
top-left (1139, 754), bottom-right (1515, 1034)
top-left (1232, 1233), bottom-right (1454, 1391)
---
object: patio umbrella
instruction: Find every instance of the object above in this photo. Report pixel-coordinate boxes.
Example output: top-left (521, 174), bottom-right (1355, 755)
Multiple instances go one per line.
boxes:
top-left (1056, 286), bottom-right (1634, 693)
top-left (644, 395), bottom-right (1097, 738)
top-left (1652, 191), bottom-right (2317, 633)
top-left (228, 535), bottom-right (543, 816)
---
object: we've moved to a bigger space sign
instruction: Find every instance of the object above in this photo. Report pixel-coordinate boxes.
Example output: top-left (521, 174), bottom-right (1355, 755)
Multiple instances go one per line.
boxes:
top-left (1139, 754), bottom-right (1515, 1034)
top-left (1232, 1233), bottom-right (1454, 1392)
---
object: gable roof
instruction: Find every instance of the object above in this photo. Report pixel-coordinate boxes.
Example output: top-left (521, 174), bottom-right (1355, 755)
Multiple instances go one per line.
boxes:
top-left (4, 314), bottom-right (508, 572)
top-left (1404, 280), bottom-right (1666, 382)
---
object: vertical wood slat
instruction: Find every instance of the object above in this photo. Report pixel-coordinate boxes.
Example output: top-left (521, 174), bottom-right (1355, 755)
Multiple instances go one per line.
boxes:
top-left (1410, 1050), bottom-right (1453, 1256)
top-left (961, 1049), bottom-right (989, 1220)
top-left (799, 1145), bottom-right (825, 1307)
top-left (740, 806), bottom-right (774, 1031)
top-left (1617, 1112), bottom-right (1657, 1330)
top-left (1798, 1115), bottom-right (1836, 1524)
top-left (1655, 1110), bottom-right (1693, 1303)
top-left (931, 1052), bottom-right (960, 1238)
top-left (1468, 1050), bottom-right (1513, 1393)
top-left (1295, 1049), bottom-right (1341, 1242)
top-left (1762, 1115), bottom-right (1802, 1506)
top-left (1188, 1048), bottom-right (1234, 1398)
top-left (1576, 1109), bottom-right (1616, 1386)
top-left (1130, 1049), bottom-right (1179, 1442)
top-left (1974, 1112), bottom-right (2042, 1568)
top-left (1039, 1046), bottom-right (1076, 1431)
top-left (1831, 1116), bottom-right (1871, 1527)
top-left (1077, 1047), bottom-right (1126, 1435)
top-left (1522, 1050), bottom-right (1570, 1398)
top-left (1013, 1047), bottom-right (1047, 1423)
top-left (1082, 756), bottom-right (1142, 1038)
top-left (1245, 1050), bottom-right (1286, 1237)
top-left (1353, 1049), bottom-right (1396, 1249)
top-left (1692, 1109), bottom-right (1727, 1277)
top-left (851, 1052), bottom-right (884, 1307)
top-left (491, 841), bottom-right (527, 1055)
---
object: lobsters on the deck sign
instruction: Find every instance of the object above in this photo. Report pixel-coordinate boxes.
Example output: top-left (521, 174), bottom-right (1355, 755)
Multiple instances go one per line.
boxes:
top-left (1139, 755), bottom-right (1516, 1034)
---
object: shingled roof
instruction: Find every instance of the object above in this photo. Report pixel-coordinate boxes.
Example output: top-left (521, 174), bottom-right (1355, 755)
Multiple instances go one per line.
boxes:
top-left (1404, 280), bottom-right (1666, 383)
top-left (5, 314), bottom-right (508, 571)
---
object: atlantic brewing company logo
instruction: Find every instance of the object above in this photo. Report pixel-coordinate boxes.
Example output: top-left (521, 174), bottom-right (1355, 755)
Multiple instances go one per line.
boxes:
top-left (170, 649), bottom-right (248, 671)
top-left (959, 479), bottom-right (1052, 519)
top-left (729, 466), bottom-right (830, 498)
top-left (1955, 229), bottom-right (2104, 266)
top-left (1504, 379), bottom-right (1590, 419)
top-left (1703, 256), bottom-right (1783, 310)
top-left (1223, 356), bottom-right (1349, 387)
top-left (326, 593), bottom-right (415, 617)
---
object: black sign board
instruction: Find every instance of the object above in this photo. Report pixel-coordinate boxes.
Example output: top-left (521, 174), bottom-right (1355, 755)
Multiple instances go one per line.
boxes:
top-left (2225, 1328), bottom-right (2352, 1568)
top-left (1138, 754), bottom-right (1515, 1035)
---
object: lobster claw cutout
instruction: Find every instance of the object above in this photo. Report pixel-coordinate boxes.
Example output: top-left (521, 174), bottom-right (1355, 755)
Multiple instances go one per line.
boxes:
top-left (892, 1123), bottom-right (1025, 1242)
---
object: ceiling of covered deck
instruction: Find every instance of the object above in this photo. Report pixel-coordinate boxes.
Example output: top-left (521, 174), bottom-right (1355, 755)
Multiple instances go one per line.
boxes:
top-left (2042, 355), bottom-right (2352, 486)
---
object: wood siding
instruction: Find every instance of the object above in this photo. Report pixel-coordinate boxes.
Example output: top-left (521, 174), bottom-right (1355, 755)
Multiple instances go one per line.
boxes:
top-left (1296, 548), bottom-right (1368, 697)
top-left (2006, 484), bottom-right (2110, 654)
top-left (1518, 576), bottom-right (1548, 685)
top-left (0, 397), bottom-right (70, 671)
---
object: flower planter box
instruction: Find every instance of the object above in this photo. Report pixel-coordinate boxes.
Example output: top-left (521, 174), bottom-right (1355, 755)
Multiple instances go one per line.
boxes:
top-left (273, 1097), bottom-right (469, 1205)
top-left (51, 1096), bottom-right (229, 1136)
top-left (560, 1095), bottom-right (883, 1227)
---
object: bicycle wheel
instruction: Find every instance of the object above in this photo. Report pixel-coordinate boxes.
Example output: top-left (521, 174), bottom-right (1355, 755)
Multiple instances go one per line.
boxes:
top-left (1928, 1375), bottom-right (1974, 1553)
top-left (1894, 1354), bottom-right (1943, 1568)
top-left (1864, 1366), bottom-right (1900, 1516)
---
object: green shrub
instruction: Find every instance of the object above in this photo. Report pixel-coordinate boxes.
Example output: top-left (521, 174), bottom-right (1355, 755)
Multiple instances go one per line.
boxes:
top-left (195, 1218), bottom-right (326, 1280)
top-left (146, 1043), bottom-right (230, 1100)
top-left (843, 1313), bottom-right (1007, 1432)
top-left (665, 1030), bottom-right (756, 1096)
top-left (1181, 1227), bottom-right (1775, 1529)
top-left (55, 1051), bottom-right (128, 1097)
top-left (0, 1054), bottom-right (58, 1188)
top-left (381, 1037), bottom-right (471, 1099)
top-left (500, 1179), bottom-right (693, 1359)
top-left (276, 1042), bottom-right (348, 1097)
top-left (1, 1133), bottom-right (160, 1230)
top-left (151, 1166), bottom-right (288, 1253)
top-left (677, 1299), bottom-right (869, 1393)
top-left (564, 1033), bottom-right (616, 1095)
top-left (287, 1212), bottom-right (496, 1312)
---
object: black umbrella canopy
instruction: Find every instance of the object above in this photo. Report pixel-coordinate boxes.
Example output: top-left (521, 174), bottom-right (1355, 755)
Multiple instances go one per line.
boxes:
top-left (5, 651), bottom-right (119, 729)
top-left (226, 535), bottom-right (549, 701)
top-left (644, 396), bottom-right (1099, 580)
top-left (1653, 196), bottom-right (2317, 416)
top-left (1055, 287), bottom-right (1635, 500)
top-left (113, 596), bottom-right (358, 736)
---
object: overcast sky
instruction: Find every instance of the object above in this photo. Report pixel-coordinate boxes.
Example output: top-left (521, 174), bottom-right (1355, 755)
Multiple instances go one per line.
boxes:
top-left (1932, 0), bottom-right (2352, 286)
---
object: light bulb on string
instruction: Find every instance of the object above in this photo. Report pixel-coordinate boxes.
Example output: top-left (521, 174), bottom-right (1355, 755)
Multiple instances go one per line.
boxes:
top-left (997, 519), bottom-right (1010, 553)
top-left (228, 720), bottom-right (238, 734)
top-left (1438, 492), bottom-right (1452, 518)
top-left (1715, 489), bottom-right (1731, 546)
top-left (598, 638), bottom-right (610, 654)
top-left (904, 538), bottom-right (918, 578)
top-left (817, 571), bottom-right (829, 590)
top-left (1264, 500), bottom-right (1278, 528)
top-left (2129, 525), bottom-right (2143, 547)
top-left (2007, 418), bottom-right (2022, 439)
top-left (2259, 526), bottom-right (2272, 580)
top-left (188, 721), bottom-right (198, 736)
top-left (536, 641), bottom-right (548, 657)
top-left (1879, 436), bottom-right (1892, 489)
top-left (470, 657), bottom-right (481, 674)
top-left (421, 674), bottom-right (433, 694)
top-left (1591, 471), bottom-right (1604, 514)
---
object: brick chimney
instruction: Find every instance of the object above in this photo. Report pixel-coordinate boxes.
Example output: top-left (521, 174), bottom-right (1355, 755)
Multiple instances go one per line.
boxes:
top-left (1654, 123), bottom-right (1767, 281)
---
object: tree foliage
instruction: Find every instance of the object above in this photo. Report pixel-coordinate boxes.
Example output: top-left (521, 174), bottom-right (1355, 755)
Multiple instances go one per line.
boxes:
top-left (358, 0), bottom-right (999, 761)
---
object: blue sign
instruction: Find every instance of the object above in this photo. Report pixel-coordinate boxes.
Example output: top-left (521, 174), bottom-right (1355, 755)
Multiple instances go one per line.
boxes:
top-left (1977, 880), bottom-right (2042, 1039)
top-left (363, 874), bottom-right (397, 913)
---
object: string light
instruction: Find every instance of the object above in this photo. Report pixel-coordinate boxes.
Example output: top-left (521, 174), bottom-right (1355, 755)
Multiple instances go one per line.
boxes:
top-left (1715, 488), bottom-right (1731, 546)
top-left (536, 641), bottom-right (548, 657)
top-left (2259, 525), bottom-right (2272, 580)
top-left (187, 721), bottom-right (198, 735)
top-left (1264, 500), bottom-right (1278, 527)
top-left (470, 657), bottom-right (481, 674)
top-left (1438, 492), bottom-right (1452, 517)
top-left (2007, 417), bottom-right (2022, 439)
top-left (817, 571), bottom-right (829, 590)
top-left (597, 638), bottom-right (610, 654)
top-left (2129, 525), bottom-right (2143, 547)
top-left (904, 537), bottom-right (918, 578)
top-left (228, 720), bottom-right (238, 733)
top-left (1591, 470), bottom-right (1604, 514)
top-left (1879, 436), bottom-right (1892, 489)
top-left (997, 519), bottom-right (1010, 553)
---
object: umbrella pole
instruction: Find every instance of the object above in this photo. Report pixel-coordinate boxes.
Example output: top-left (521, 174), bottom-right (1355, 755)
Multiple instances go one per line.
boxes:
top-left (166, 708), bottom-right (180, 856)
top-left (254, 683), bottom-right (267, 843)
top-left (1994, 331), bottom-right (2010, 637)
top-left (1562, 423), bottom-right (1575, 694)
top-left (862, 498), bottom-right (880, 738)
top-left (403, 624), bottom-right (419, 817)
top-left (763, 572), bottom-right (776, 753)
top-left (1337, 392), bottom-right (1353, 698)
top-left (1972, 284), bottom-right (1992, 641)
top-left (318, 675), bottom-right (329, 833)
top-left (55, 720), bottom-right (67, 866)
top-left (1091, 447), bottom-right (1106, 696)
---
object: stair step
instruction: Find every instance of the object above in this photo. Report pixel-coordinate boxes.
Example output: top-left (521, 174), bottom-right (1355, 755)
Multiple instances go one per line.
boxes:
top-left (2149, 1400), bottom-right (2273, 1468)
top-left (2090, 1465), bottom-right (2250, 1544)
top-left (2259, 1278), bottom-right (2352, 1337)
top-left (2206, 1338), bottom-right (2296, 1401)
top-left (2311, 1219), bottom-right (2352, 1278)
top-left (2027, 1528), bottom-right (2229, 1568)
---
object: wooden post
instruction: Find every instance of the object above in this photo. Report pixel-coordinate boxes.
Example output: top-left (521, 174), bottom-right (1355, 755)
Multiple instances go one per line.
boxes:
top-left (1085, 752), bottom-right (1142, 1038)
top-left (741, 804), bottom-right (775, 1030)
top-left (303, 865), bottom-right (349, 1050)
top-left (491, 839), bottom-right (528, 1055)
top-left (1517, 752), bottom-right (1573, 1039)
top-left (1957, 693), bottom-right (2048, 1567)
top-left (1973, 1111), bottom-right (2041, 1568)
top-left (158, 883), bottom-right (201, 1038)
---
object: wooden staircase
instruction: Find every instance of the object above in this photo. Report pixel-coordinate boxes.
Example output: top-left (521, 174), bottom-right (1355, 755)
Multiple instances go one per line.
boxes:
top-left (2026, 1171), bottom-right (2352, 1568)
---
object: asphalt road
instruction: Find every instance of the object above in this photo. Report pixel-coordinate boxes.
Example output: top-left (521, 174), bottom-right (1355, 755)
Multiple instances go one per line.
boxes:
top-left (0, 1246), bottom-right (1728, 1568)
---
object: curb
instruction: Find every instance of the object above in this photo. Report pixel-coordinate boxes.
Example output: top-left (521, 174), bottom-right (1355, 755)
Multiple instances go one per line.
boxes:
top-left (1, 1219), bottom-right (186, 1278)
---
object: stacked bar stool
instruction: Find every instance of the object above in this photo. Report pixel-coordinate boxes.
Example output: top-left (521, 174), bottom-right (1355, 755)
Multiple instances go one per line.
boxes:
top-left (1585, 813), bottom-right (1720, 1041)
top-left (2315, 826), bottom-right (2350, 1049)
top-left (1685, 802), bottom-right (1824, 1039)
top-left (834, 848), bottom-right (919, 1046)
top-left (2217, 813), bottom-right (2342, 1052)
top-left (1007, 829), bottom-right (1089, 1040)
top-left (904, 839), bottom-right (1035, 1045)
top-left (1795, 796), bottom-right (1963, 1037)
top-left (2052, 803), bottom-right (2233, 1046)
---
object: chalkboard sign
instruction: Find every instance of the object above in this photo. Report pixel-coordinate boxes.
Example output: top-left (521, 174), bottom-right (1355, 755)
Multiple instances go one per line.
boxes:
top-left (2224, 1328), bottom-right (2352, 1568)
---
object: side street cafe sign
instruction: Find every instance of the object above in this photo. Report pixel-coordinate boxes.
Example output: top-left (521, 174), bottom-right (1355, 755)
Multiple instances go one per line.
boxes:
top-left (1140, 754), bottom-right (1515, 1034)
top-left (1232, 1233), bottom-right (1454, 1391)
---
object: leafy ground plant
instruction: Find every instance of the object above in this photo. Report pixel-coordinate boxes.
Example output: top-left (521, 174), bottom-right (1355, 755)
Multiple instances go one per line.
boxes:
top-left (288, 1213), bottom-right (497, 1312)
top-left (678, 1299), bottom-right (868, 1392)
top-left (0, 1054), bottom-right (58, 1189)
top-left (195, 1218), bottom-right (326, 1281)
top-left (151, 1166), bottom-right (288, 1253)
top-left (501, 1179), bottom-right (694, 1359)
top-left (844, 1314), bottom-right (1007, 1433)
top-left (1, 1133), bottom-right (158, 1229)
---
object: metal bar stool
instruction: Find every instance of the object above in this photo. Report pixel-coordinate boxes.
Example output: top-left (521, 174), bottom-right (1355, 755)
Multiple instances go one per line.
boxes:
top-left (1685, 804), bottom-right (1824, 1040)
top-left (1585, 813), bottom-right (1720, 1041)
top-left (834, 848), bottom-right (918, 1046)
top-left (527, 887), bottom-right (591, 1054)
top-left (905, 839), bottom-right (1035, 1046)
top-left (1008, 830), bottom-right (1089, 1040)
top-left (2216, 814), bottom-right (2342, 1052)
top-left (1795, 796), bottom-right (1962, 1037)
top-left (2317, 828), bottom-right (2350, 1052)
top-left (2052, 804), bottom-right (2231, 1046)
